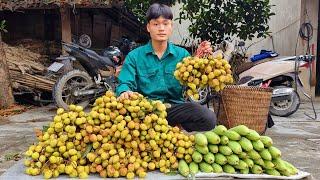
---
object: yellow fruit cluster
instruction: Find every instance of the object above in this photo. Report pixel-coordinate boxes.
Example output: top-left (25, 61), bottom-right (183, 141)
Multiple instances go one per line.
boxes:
top-left (24, 91), bottom-right (195, 179)
top-left (174, 53), bottom-right (234, 100)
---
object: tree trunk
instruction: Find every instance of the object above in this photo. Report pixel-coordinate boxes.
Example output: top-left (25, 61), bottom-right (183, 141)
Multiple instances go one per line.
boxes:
top-left (0, 33), bottom-right (14, 108)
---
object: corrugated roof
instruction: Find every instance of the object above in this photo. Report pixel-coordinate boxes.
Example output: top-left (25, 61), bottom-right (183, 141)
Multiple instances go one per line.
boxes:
top-left (0, 0), bottom-right (124, 11)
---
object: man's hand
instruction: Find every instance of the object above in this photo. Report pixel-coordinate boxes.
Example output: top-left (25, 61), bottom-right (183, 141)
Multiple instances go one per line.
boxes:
top-left (195, 41), bottom-right (213, 57)
top-left (117, 91), bottom-right (136, 100)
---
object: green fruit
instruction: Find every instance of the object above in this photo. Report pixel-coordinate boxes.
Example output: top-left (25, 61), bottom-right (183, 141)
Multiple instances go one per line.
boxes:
top-left (283, 160), bottom-right (298, 175)
top-left (243, 158), bottom-right (254, 168)
top-left (247, 150), bottom-right (261, 160)
top-left (195, 144), bottom-right (209, 155)
top-left (199, 162), bottom-right (213, 173)
top-left (234, 159), bottom-right (248, 170)
top-left (260, 136), bottom-right (273, 147)
top-left (192, 151), bottom-right (203, 163)
top-left (204, 131), bottom-right (220, 144)
top-left (211, 163), bottom-right (223, 173)
top-left (208, 144), bottom-right (218, 154)
top-left (189, 162), bottom-right (199, 175)
top-left (246, 130), bottom-right (260, 141)
top-left (252, 140), bottom-right (265, 151)
top-left (251, 165), bottom-right (263, 174)
top-left (230, 125), bottom-right (250, 136)
top-left (215, 153), bottom-right (227, 165)
top-left (220, 135), bottom-right (229, 145)
top-left (227, 141), bottom-right (242, 154)
top-left (203, 152), bottom-right (215, 164)
top-left (219, 145), bottom-right (233, 156)
top-left (254, 158), bottom-right (265, 167)
top-left (263, 160), bottom-right (275, 169)
top-left (195, 133), bottom-right (208, 146)
top-left (240, 168), bottom-right (250, 174)
top-left (178, 160), bottom-right (190, 177)
top-left (238, 152), bottom-right (248, 159)
top-left (280, 169), bottom-right (293, 176)
top-left (265, 169), bottom-right (281, 176)
top-left (212, 125), bottom-right (227, 135)
top-left (223, 164), bottom-right (236, 174)
top-left (268, 146), bottom-right (281, 159)
top-left (272, 158), bottom-right (287, 171)
top-left (223, 130), bottom-right (241, 141)
top-left (226, 154), bottom-right (239, 166)
top-left (239, 137), bottom-right (253, 152)
top-left (259, 149), bottom-right (272, 161)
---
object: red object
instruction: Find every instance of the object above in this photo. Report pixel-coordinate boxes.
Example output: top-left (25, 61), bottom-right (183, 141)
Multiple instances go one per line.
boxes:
top-left (261, 80), bottom-right (271, 88)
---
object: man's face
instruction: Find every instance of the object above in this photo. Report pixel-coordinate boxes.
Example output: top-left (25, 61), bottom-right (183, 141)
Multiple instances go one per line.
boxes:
top-left (147, 16), bottom-right (173, 42)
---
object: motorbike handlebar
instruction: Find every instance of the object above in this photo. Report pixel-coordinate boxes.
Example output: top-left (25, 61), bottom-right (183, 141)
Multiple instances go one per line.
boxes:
top-left (296, 54), bottom-right (314, 62)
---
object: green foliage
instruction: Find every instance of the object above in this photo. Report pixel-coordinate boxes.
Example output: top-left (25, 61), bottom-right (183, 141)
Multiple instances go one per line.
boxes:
top-left (176, 0), bottom-right (275, 43)
top-left (124, 0), bottom-right (177, 23)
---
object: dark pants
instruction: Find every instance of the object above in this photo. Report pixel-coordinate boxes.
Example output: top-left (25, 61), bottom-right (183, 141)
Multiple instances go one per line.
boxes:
top-left (167, 103), bottom-right (216, 132)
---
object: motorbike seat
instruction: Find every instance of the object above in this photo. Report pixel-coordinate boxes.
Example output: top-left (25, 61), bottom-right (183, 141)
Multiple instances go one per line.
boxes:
top-left (84, 48), bottom-right (115, 68)
top-left (236, 57), bottom-right (281, 75)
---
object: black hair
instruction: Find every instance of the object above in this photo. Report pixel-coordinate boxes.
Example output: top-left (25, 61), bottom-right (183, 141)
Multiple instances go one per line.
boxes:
top-left (146, 3), bottom-right (173, 22)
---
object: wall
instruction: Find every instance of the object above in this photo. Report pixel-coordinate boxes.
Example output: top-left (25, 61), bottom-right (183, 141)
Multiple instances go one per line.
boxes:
top-left (245, 0), bottom-right (302, 55)
top-left (1, 9), bottom-right (61, 42)
top-left (170, 3), bottom-right (194, 47)
top-left (1, 8), bottom-right (148, 52)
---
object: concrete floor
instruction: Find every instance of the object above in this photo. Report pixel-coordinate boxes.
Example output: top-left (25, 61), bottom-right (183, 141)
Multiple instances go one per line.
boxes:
top-left (0, 101), bottom-right (319, 179)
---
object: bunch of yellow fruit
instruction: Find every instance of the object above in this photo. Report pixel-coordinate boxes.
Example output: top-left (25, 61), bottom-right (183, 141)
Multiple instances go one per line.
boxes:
top-left (24, 91), bottom-right (195, 179)
top-left (174, 53), bottom-right (234, 100)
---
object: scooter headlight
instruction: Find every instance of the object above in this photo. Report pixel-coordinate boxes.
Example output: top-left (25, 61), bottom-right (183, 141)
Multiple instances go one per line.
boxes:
top-left (272, 88), bottom-right (294, 96)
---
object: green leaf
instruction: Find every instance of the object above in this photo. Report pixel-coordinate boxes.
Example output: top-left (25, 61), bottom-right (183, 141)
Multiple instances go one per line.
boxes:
top-left (81, 144), bottom-right (93, 159)
top-left (165, 170), bottom-right (178, 176)
top-left (42, 125), bottom-right (49, 132)
top-left (176, 0), bottom-right (275, 43)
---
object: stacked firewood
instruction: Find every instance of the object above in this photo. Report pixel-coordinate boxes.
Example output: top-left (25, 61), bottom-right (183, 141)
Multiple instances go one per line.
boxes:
top-left (3, 43), bottom-right (56, 92)
top-left (11, 39), bottom-right (61, 58)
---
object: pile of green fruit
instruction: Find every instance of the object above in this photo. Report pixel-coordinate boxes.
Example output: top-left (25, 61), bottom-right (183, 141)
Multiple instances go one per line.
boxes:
top-left (24, 91), bottom-right (195, 179)
top-left (174, 53), bottom-right (234, 100)
top-left (178, 125), bottom-right (298, 177)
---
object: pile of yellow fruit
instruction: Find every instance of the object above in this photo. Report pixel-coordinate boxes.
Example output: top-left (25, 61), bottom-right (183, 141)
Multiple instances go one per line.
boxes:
top-left (24, 91), bottom-right (195, 179)
top-left (174, 53), bottom-right (234, 100)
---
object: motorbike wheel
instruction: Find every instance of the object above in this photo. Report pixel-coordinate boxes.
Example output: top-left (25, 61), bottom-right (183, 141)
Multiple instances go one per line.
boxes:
top-left (269, 87), bottom-right (300, 117)
top-left (185, 86), bottom-right (211, 105)
top-left (53, 70), bottom-right (93, 110)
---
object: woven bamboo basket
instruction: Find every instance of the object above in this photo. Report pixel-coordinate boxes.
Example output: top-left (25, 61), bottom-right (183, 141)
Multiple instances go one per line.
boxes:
top-left (213, 85), bottom-right (272, 134)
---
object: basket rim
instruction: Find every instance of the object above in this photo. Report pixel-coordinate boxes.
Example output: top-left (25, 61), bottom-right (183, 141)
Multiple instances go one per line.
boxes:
top-left (225, 85), bottom-right (273, 92)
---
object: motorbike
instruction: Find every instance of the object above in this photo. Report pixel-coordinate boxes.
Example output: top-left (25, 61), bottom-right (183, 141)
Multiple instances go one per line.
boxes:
top-left (222, 41), bottom-right (315, 117)
top-left (49, 35), bottom-right (138, 110)
top-left (238, 55), bottom-right (314, 117)
top-left (51, 42), bottom-right (119, 110)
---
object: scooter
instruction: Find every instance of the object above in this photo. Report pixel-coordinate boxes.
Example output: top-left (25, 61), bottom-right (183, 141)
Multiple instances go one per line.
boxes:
top-left (222, 41), bottom-right (316, 117)
top-left (238, 55), bottom-right (313, 117)
top-left (51, 42), bottom-right (120, 110)
top-left (49, 36), bottom-right (138, 110)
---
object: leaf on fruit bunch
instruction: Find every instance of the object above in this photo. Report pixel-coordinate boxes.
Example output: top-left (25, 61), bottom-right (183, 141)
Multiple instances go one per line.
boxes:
top-left (42, 125), bottom-right (49, 132)
top-left (81, 143), bottom-right (93, 159)
top-left (165, 170), bottom-right (178, 176)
